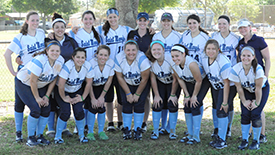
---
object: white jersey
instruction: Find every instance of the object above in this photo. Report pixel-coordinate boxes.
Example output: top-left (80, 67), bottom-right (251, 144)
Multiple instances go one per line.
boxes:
top-left (96, 25), bottom-right (132, 60)
top-left (69, 28), bottom-right (100, 61)
top-left (173, 56), bottom-right (205, 83)
top-left (58, 59), bottom-right (93, 93)
top-left (8, 29), bottom-right (45, 65)
top-left (114, 51), bottom-right (150, 86)
top-left (151, 53), bottom-right (174, 84)
top-left (152, 30), bottom-right (181, 53)
top-left (229, 62), bottom-right (267, 93)
top-left (89, 57), bottom-right (115, 86)
top-left (211, 31), bottom-right (240, 66)
top-left (201, 53), bottom-right (231, 90)
top-left (17, 54), bottom-right (64, 88)
top-left (179, 30), bottom-right (209, 64)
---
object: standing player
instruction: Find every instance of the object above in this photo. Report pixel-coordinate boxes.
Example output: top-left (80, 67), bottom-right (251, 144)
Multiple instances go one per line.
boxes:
top-left (237, 19), bottom-right (270, 143)
top-left (146, 40), bottom-right (180, 140)
top-left (54, 48), bottom-right (93, 143)
top-left (15, 40), bottom-right (64, 146)
top-left (152, 12), bottom-right (181, 134)
top-left (4, 11), bottom-right (45, 142)
top-left (229, 46), bottom-right (269, 150)
top-left (127, 12), bottom-right (154, 132)
top-left (85, 45), bottom-right (114, 141)
top-left (115, 40), bottom-right (150, 140)
top-left (211, 15), bottom-right (240, 137)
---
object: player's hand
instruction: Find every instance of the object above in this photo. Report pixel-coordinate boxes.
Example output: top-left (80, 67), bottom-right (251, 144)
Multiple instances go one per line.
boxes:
top-left (220, 102), bottom-right (229, 113)
top-left (15, 57), bottom-right (23, 65)
top-left (148, 27), bottom-right (155, 35)
top-left (48, 32), bottom-right (54, 39)
top-left (97, 96), bottom-right (105, 107)
top-left (63, 95), bottom-right (73, 104)
top-left (190, 96), bottom-right (199, 108)
top-left (153, 95), bottom-right (163, 109)
top-left (250, 100), bottom-right (259, 111)
top-left (126, 94), bottom-right (134, 104)
top-left (243, 100), bottom-right (252, 110)
top-left (183, 97), bottom-right (190, 107)
top-left (35, 97), bottom-right (45, 108)
top-left (42, 96), bottom-right (49, 107)
top-left (133, 93), bottom-right (140, 103)
top-left (72, 26), bottom-right (80, 34)
top-left (168, 96), bottom-right (178, 107)
top-left (91, 97), bottom-right (98, 109)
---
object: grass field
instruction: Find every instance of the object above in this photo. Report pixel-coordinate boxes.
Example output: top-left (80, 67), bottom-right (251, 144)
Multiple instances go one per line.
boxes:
top-left (0, 31), bottom-right (275, 154)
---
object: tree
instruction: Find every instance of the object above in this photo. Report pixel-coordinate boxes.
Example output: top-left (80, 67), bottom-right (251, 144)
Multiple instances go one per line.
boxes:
top-left (115, 0), bottom-right (138, 28)
top-left (138, 0), bottom-right (181, 14)
top-left (0, 0), bottom-right (12, 15)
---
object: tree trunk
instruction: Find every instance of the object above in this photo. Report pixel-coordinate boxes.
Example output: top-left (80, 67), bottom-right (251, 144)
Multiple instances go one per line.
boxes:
top-left (115, 0), bottom-right (139, 29)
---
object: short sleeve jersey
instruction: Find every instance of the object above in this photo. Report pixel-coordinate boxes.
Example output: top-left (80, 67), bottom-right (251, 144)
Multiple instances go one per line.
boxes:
top-left (152, 30), bottom-right (181, 53)
top-left (127, 28), bottom-right (154, 53)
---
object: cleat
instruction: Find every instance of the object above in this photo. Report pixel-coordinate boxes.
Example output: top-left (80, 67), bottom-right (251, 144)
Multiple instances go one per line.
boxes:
top-left (150, 132), bottom-right (159, 140)
top-left (84, 125), bottom-right (88, 134)
top-left (141, 122), bottom-right (147, 133)
top-left (73, 126), bottom-right (78, 134)
top-left (62, 129), bottom-right (73, 137)
top-left (26, 135), bottom-right (39, 147)
top-left (107, 122), bottom-right (116, 132)
top-left (123, 127), bottom-right (132, 140)
top-left (186, 138), bottom-right (200, 145)
top-left (46, 130), bottom-right (55, 138)
top-left (169, 133), bottom-right (178, 140)
top-left (238, 132), bottom-right (252, 140)
top-left (133, 127), bottom-right (142, 140)
top-left (87, 133), bottom-right (96, 141)
top-left (249, 140), bottom-right (260, 150)
top-left (159, 128), bottom-right (169, 135)
top-left (99, 132), bottom-right (109, 140)
top-left (238, 139), bottom-right (249, 150)
top-left (54, 138), bottom-right (64, 144)
top-left (213, 138), bottom-right (227, 149)
top-left (226, 127), bottom-right (231, 138)
top-left (16, 131), bottom-right (23, 143)
top-left (37, 134), bottom-right (50, 145)
top-left (179, 137), bottom-right (189, 143)
top-left (211, 128), bottom-right (218, 138)
top-left (259, 134), bottom-right (267, 143)
top-left (80, 137), bottom-right (89, 143)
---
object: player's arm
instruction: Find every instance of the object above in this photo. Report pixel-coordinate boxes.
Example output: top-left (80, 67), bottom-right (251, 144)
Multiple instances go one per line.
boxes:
top-left (116, 71), bottom-right (133, 103)
top-left (261, 47), bottom-right (270, 78)
top-left (30, 73), bottom-right (45, 107)
top-left (251, 77), bottom-right (264, 110)
top-left (43, 78), bottom-right (57, 106)
top-left (189, 62), bottom-right (202, 105)
top-left (220, 78), bottom-right (230, 113)
top-left (58, 77), bottom-right (72, 104)
top-left (99, 75), bottom-right (113, 98)
top-left (4, 49), bottom-right (17, 76)
top-left (133, 68), bottom-right (150, 102)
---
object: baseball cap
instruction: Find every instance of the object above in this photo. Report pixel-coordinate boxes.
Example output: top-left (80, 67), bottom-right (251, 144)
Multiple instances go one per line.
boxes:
top-left (161, 12), bottom-right (173, 21)
top-left (137, 12), bottom-right (149, 20)
top-left (237, 20), bottom-right (251, 29)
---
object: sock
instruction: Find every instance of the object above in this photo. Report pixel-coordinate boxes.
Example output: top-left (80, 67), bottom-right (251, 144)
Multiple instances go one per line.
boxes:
top-left (55, 117), bottom-right (66, 139)
top-left (75, 119), bottom-right (85, 138)
top-left (134, 112), bottom-right (144, 131)
top-left (122, 113), bottom-right (133, 130)
top-left (161, 109), bottom-right (168, 129)
top-left (218, 117), bottom-right (228, 141)
top-left (97, 112), bottom-right (106, 134)
top-left (152, 111), bottom-right (161, 134)
top-left (185, 113), bottom-right (193, 138)
top-left (47, 112), bottom-right (55, 131)
top-left (14, 111), bottom-right (23, 132)
top-left (36, 116), bottom-right (48, 136)
top-left (84, 109), bottom-right (88, 126)
top-left (27, 115), bottom-right (39, 137)
top-left (252, 127), bottom-right (262, 142)
top-left (212, 109), bottom-right (218, 129)
top-left (200, 106), bottom-right (204, 118)
top-left (193, 115), bottom-right (202, 142)
top-left (228, 111), bottom-right (234, 131)
top-left (87, 111), bottom-right (95, 134)
top-left (241, 124), bottom-right (251, 141)
top-left (169, 112), bottom-right (178, 134)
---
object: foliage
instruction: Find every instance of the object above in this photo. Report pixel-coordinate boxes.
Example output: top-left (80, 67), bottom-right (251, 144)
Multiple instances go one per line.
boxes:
top-left (138, 0), bottom-right (181, 14)
top-left (0, 0), bottom-right (12, 16)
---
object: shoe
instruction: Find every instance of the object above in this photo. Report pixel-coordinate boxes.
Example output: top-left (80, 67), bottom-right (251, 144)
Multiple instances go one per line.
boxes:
top-left (117, 124), bottom-right (124, 131)
top-left (238, 139), bottom-right (249, 150)
top-left (209, 136), bottom-right (218, 147)
top-left (169, 133), bottom-right (178, 140)
top-left (37, 134), bottom-right (51, 145)
top-left (16, 131), bottom-right (23, 142)
top-left (211, 128), bottom-right (218, 138)
top-left (213, 138), bottom-right (227, 149)
top-left (183, 131), bottom-right (189, 136)
top-left (73, 126), bottom-right (78, 134)
top-left (226, 127), bottom-right (231, 137)
top-left (46, 130), bottom-right (55, 138)
top-left (179, 137), bottom-right (189, 143)
top-left (133, 127), bottom-right (142, 140)
top-left (249, 140), bottom-right (260, 150)
top-left (141, 122), bottom-right (147, 133)
top-left (107, 122), bottom-right (116, 132)
top-left (238, 132), bottom-right (252, 140)
top-left (99, 132), bottom-right (109, 140)
top-left (62, 129), bottom-right (73, 137)
top-left (87, 133), bottom-right (96, 141)
top-left (159, 128), bottom-right (169, 135)
top-left (54, 138), bottom-right (64, 144)
top-left (150, 132), bottom-right (159, 140)
top-left (123, 127), bottom-right (132, 140)
top-left (80, 137), bottom-right (88, 143)
top-left (84, 125), bottom-right (88, 134)
top-left (259, 134), bottom-right (267, 143)
top-left (26, 135), bottom-right (39, 147)
top-left (186, 139), bottom-right (200, 145)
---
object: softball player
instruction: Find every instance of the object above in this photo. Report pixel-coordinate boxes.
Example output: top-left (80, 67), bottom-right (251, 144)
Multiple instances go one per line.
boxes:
top-left (85, 45), bottom-right (114, 141)
top-left (15, 40), bottom-right (64, 146)
top-left (114, 40), bottom-right (150, 140)
top-left (201, 39), bottom-right (232, 149)
top-left (54, 48), bottom-right (93, 143)
top-left (4, 11), bottom-right (45, 142)
top-left (211, 15), bottom-right (240, 137)
top-left (146, 40), bottom-right (180, 140)
top-left (96, 8), bottom-right (133, 131)
top-left (170, 44), bottom-right (206, 144)
top-left (152, 12), bottom-right (181, 134)
top-left (229, 46), bottom-right (269, 150)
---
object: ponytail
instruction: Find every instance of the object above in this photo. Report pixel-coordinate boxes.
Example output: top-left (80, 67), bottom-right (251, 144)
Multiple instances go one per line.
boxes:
top-left (103, 20), bottom-right (111, 36)
top-left (145, 46), bottom-right (156, 62)
top-left (199, 26), bottom-right (209, 35)
top-left (20, 11), bottom-right (38, 35)
top-left (252, 58), bottom-right (258, 74)
top-left (187, 14), bottom-right (209, 35)
top-left (92, 26), bottom-right (101, 44)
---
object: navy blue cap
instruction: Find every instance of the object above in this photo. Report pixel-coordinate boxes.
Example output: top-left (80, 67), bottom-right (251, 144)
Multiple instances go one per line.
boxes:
top-left (161, 12), bottom-right (173, 21)
top-left (137, 12), bottom-right (149, 20)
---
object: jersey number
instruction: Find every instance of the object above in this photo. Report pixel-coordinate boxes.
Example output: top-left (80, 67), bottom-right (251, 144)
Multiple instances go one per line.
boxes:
top-left (190, 54), bottom-right (199, 62)
top-left (118, 46), bottom-right (123, 53)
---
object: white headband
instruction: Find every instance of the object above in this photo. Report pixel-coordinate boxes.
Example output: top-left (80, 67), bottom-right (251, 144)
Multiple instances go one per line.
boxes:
top-left (171, 46), bottom-right (185, 53)
top-left (241, 46), bottom-right (255, 56)
top-left (51, 18), bottom-right (66, 28)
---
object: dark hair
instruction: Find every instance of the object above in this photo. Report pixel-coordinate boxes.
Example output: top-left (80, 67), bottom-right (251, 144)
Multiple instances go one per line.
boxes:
top-left (72, 47), bottom-right (87, 59)
top-left (241, 46), bottom-right (258, 73)
top-left (218, 15), bottom-right (230, 24)
top-left (82, 10), bottom-right (101, 44)
top-left (124, 39), bottom-right (139, 51)
top-left (103, 8), bottom-right (118, 36)
top-left (52, 12), bottom-right (65, 28)
top-left (171, 44), bottom-right (189, 56)
top-left (33, 39), bottom-right (60, 57)
top-left (20, 11), bottom-right (39, 35)
top-left (96, 45), bottom-right (110, 56)
top-left (204, 39), bottom-right (222, 55)
top-left (187, 14), bottom-right (208, 35)
top-left (145, 42), bottom-right (165, 62)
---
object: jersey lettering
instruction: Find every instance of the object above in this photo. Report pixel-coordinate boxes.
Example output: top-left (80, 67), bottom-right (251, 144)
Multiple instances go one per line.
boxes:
top-left (39, 74), bottom-right (56, 82)
top-left (27, 42), bottom-right (45, 54)
top-left (66, 78), bottom-right (84, 86)
top-left (81, 39), bottom-right (99, 48)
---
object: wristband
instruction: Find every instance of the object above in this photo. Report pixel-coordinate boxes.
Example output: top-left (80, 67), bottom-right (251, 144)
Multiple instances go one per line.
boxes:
top-left (184, 95), bottom-right (190, 98)
top-left (255, 101), bottom-right (259, 107)
top-left (135, 93), bottom-right (140, 96)
top-left (222, 103), bottom-right (228, 106)
top-left (126, 93), bottom-right (131, 96)
top-left (81, 96), bottom-right (84, 101)
top-left (170, 94), bottom-right (176, 97)
top-left (45, 95), bottom-right (50, 99)
top-left (103, 89), bottom-right (107, 93)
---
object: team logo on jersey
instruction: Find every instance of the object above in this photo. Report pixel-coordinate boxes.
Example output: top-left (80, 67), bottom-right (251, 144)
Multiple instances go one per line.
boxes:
top-left (124, 71), bottom-right (140, 79)
top-left (184, 43), bottom-right (200, 52)
top-left (66, 78), bottom-right (84, 86)
top-left (81, 39), bottom-right (99, 48)
top-left (242, 81), bottom-right (255, 91)
top-left (106, 36), bottom-right (126, 45)
top-left (164, 43), bottom-right (172, 53)
top-left (207, 73), bottom-right (220, 82)
top-left (180, 75), bottom-right (194, 82)
top-left (220, 44), bottom-right (234, 52)
top-left (133, 35), bottom-right (139, 41)
top-left (39, 74), bottom-right (56, 82)
top-left (27, 42), bottom-right (45, 54)
top-left (93, 77), bottom-right (108, 85)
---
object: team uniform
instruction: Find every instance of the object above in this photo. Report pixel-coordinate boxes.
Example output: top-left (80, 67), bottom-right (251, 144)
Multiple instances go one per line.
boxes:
top-left (179, 30), bottom-right (209, 63)
top-left (69, 28), bottom-right (101, 61)
top-left (173, 55), bottom-right (206, 143)
top-left (127, 28), bottom-right (154, 53)
top-left (229, 62), bottom-right (269, 149)
top-left (54, 60), bottom-right (93, 143)
top-left (15, 54), bottom-right (64, 146)
top-left (114, 51), bottom-right (150, 139)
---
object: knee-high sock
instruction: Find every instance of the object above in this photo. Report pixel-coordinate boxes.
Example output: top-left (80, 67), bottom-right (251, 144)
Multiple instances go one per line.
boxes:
top-left (27, 115), bottom-right (39, 137)
top-left (169, 112), bottom-right (178, 133)
top-left (122, 113), bottom-right (133, 130)
top-left (87, 111), bottom-right (95, 134)
top-left (47, 112), bottom-right (55, 131)
top-left (84, 109), bottom-right (88, 126)
top-left (193, 115), bottom-right (202, 142)
top-left (152, 111), bottom-right (161, 134)
top-left (75, 119), bottom-right (85, 138)
top-left (252, 127), bottom-right (262, 142)
top-left (55, 117), bottom-right (66, 139)
top-left (200, 106), bottom-right (204, 118)
top-left (218, 117), bottom-right (228, 141)
top-left (185, 113), bottom-right (193, 138)
top-left (212, 109), bottom-right (218, 129)
top-left (241, 124), bottom-right (251, 141)
top-left (161, 109), bottom-right (168, 129)
top-left (14, 111), bottom-right (23, 132)
top-left (228, 111), bottom-right (234, 130)
top-left (36, 116), bottom-right (48, 136)
top-left (97, 112), bottom-right (106, 133)
top-left (134, 112), bottom-right (144, 131)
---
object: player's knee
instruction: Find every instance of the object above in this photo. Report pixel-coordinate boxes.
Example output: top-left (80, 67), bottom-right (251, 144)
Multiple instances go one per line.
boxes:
top-left (252, 118), bottom-right (262, 128)
top-left (60, 112), bottom-right (71, 122)
top-left (75, 111), bottom-right (85, 120)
